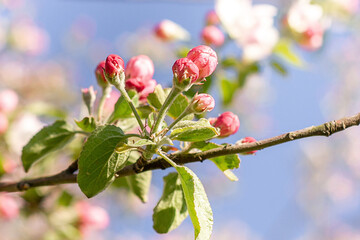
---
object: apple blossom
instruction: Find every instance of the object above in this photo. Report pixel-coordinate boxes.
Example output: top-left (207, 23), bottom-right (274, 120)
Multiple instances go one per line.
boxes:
top-left (172, 58), bottom-right (199, 89)
top-left (0, 194), bottom-right (19, 220)
top-left (76, 201), bottom-right (109, 235)
top-left (205, 10), bottom-right (220, 25)
top-left (154, 19), bottom-right (190, 42)
top-left (104, 54), bottom-right (125, 84)
top-left (125, 55), bottom-right (154, 81)
top-left (95, 61), bottom-right (109, 88)
top-left (0, 89), bottom-right (19, 113)
top-left (191, 93), bottom-right (215, 113)
top-left (237, 136), bottom-right (257, 154)
top-left (201, 26), bottom-right (225, 47)
top-left (211, 111), bottom-right (240, 137)
top-left (216, 0), bottom-right (279, 62)
top-left (186, 45), bottom-right (218, 80)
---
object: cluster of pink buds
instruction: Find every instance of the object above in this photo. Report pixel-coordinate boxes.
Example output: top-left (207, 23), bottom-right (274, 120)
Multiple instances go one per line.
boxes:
top-left (209, 111), bottom-right (240, 137)
top-left (125, 55), bottom-right (157, 102)
top-left (191, 93), bottom-right (215, 114)
top-left (201, 10), bottom-right (224, 47)
top-left (172, 45), bottom-right (218, 90)
top-left (0, 89), bottom-right (19, 135)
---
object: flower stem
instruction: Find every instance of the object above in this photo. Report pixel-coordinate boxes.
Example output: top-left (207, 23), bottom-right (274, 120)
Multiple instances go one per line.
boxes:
top-left (151, 87), bottom-right (182, 135)
top-left (163, 107), bottom-right (191, 136)
top-left (97, 86), bottom-right (112, 122)
top-left (114, 83), bottom-right (149, 137)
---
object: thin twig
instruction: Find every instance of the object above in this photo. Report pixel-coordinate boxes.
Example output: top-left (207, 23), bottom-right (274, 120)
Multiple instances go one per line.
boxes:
top-left (1, 112), bottom-right (359, 192)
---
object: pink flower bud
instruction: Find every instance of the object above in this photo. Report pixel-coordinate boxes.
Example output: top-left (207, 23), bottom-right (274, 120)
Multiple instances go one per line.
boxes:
top-left (81, 86), bottom-right (97, 114)
top-left (0, 112), bottom-right (8, 135)
top-left (201, 26), bottom-right (225, 47)
top-left (0, 194), bottom-right (19, 220)
top-left (172, 58), bottom-right (199, 89)
top-left (299, 26), bottom-right (324, 51)
top-left (105, 54), bottom-right (125, 81)
top-left (154, 20), bottom-right (190, 42)
top-left (76, 201), bottom-right (109, 230)
top-left (95, 61), bottom-right (109, 88)
top-left (0, 89), bottom-right (19, 113)
top-left (205, 10), bottom-right (220, 25)
top-left (211, 111), bottom-right (240, 137)
top-left (125, 55), bottom-right (154, 81)
top-left (191, 93), bottom-right (215, 113)
top-left (186, 45), bottom-right (218, 81)
top-left (126, 78), bottom-right (157, 103)
top-left (238, 136), bottom-right (257, 155)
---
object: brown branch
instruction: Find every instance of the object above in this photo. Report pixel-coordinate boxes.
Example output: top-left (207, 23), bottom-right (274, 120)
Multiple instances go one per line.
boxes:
top-left (1, 112), bottom-right (360, 193)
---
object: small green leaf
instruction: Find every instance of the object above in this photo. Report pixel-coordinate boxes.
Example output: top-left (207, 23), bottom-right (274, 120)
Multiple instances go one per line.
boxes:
top-left (112, 90), bottom-right (139, 120)
top-left (147, 85), bottom-right (167, 109)
top-left (78, 125), bottom-right (129, 198)
top-left (153, 172), bottom-right (188, 233)
top-left (175, 166), bottom-right (213, 240)
top-left (126, 171), bottom-right (152, 203)
top-left (75, 117), bottom-right (96, 132)
top-left (273, 39), bottom-right (304, 67)
top-left (220, 79), bottom-right (238, 106)
top-left (128, 139), bottom-right (156, 147)
top-left (170, 119), bottom-right (219, 142)
top-left (22, 120), bottom-right (75, 172)
top-left (168, 93), bottom-right (189, 119)
top-left (192, 141), bottom-right (240, 181)
top-left (270, 59), bottom-right (288, 76)
top-left (137, 105), bottom-right (154, 118)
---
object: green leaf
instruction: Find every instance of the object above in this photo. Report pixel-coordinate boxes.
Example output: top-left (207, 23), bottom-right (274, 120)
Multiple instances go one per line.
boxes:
top-left (170, 119), bottom-right (219, 142)
top-left (21, 120), bottom-right (75, 172)
top-left (175, 166), bottom-right (213, 240)
top-left (78, 125), bottom-right (129, 198)
top-left (137, 105), bottom-right (154, 118)
top-left (192, 141), bottom-right (240, 181)
top-left (126, 171), bottom-right (152, 203)
top-left (153, 172), bottom-right (188, 233)
top-left (112, 90), bottom-right (139, 121)
top-left (168, 93), bottom-right (189, 119)
top-left (270, 59), bottom-right (288, 76)
top-left (128, 139), bottom-right (156, 147)
top-left (147, 85), bottom-right (167, 109)
top-left (220, 79), bottom-right (238, 106)
top-left (273, 39), bottom-right (304, 67)
top-left (75, 117), bottom-right (96, 132)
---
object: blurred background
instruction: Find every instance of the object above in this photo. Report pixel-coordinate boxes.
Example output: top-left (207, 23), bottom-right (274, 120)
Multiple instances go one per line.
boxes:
top-left (0, 0), bottom-right (360, 239)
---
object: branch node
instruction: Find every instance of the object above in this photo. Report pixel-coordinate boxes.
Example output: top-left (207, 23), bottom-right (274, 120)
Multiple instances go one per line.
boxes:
top-left (17, 182), bottom-right (30, 191)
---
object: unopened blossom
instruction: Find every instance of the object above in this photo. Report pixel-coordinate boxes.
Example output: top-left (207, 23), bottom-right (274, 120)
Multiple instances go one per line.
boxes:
top-left (172, 58), bottom-right (199, 89)
top-left (211, 111), bottom-right (240, 137)
top-left (201, 26), bottom-right (225, 47)
top-left (104, 54), bottom-right (125, 82)
top-left (81, 86), bottom-right (97, 114)
top-left (125, 55), bottom-right (154, 81)
top-left (284, 0), bottom-right (329, 50)
top-left (95, 61), bottom-right (109, 88)
top-left (126, 78), bottom-right (157, 102)
top-left (0, 194), bottom-right (19, 220)
top-left (154, 20), bottom-right (190, 42)
top-left (191, 93), bottom-right (215, 113)
top-left (186, 45), bottom-right (218, 80)
top-left (76, 201), bottom-right (109, 235)
top-left (216, 0), bottom-right (279, 62)
top-left (206, 10), bottom-right (220, 25)
top-left (237, 136), bottom-right (257, 154)
top-left (0, 89), bottom-right (19, 113)
top-left (0, 112), bottom-right (8, 134)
